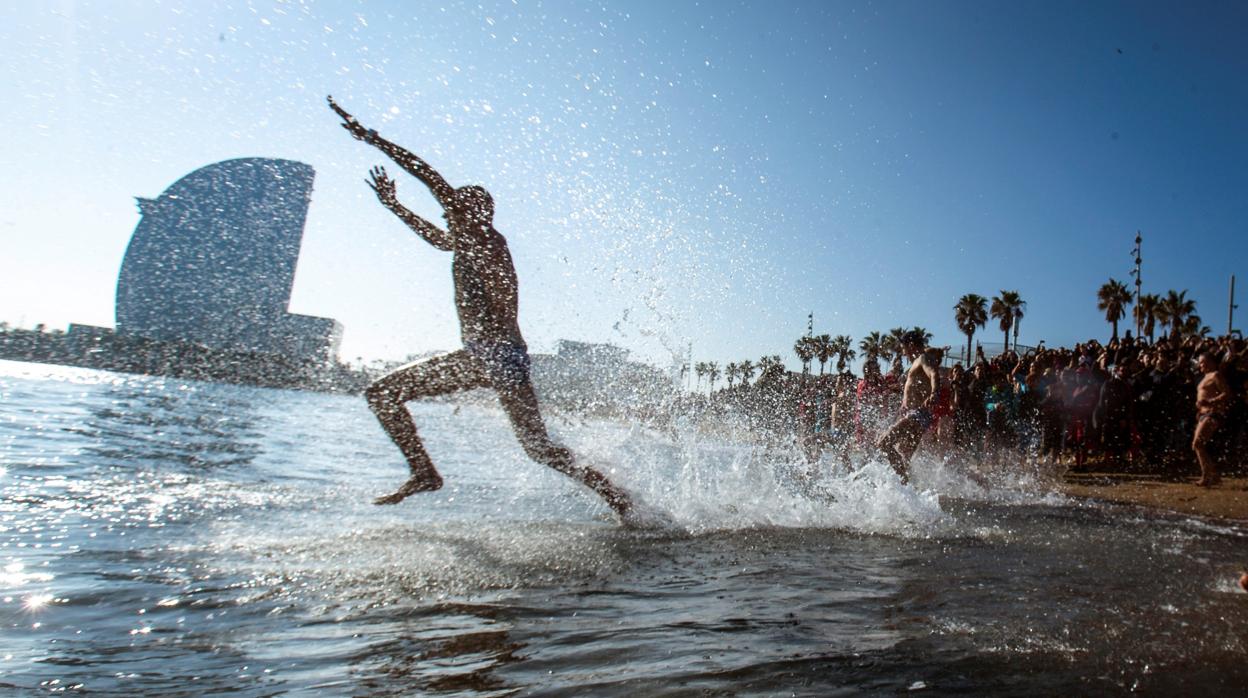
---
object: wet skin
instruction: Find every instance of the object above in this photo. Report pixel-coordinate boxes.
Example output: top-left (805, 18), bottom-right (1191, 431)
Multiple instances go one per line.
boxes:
top-left (330, 96), bottom-right (632, 517)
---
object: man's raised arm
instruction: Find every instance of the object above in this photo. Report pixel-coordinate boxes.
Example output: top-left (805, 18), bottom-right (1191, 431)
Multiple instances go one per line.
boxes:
top-left (367, 167), bottom-right (454, 251)
top-left (328, 96), bottom-right (456, 209)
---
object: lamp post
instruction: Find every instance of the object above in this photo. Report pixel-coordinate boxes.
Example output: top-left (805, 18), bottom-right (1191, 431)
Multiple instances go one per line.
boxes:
top-left (1230, 275), bottom-right (1238, 337)
top-left (1130, 232), bottom-right (1143, 338)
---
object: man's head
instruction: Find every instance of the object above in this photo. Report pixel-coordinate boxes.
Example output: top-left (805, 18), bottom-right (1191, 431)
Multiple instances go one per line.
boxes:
top-left (1197, 351), bottom-right (1220, 373)
top-left (1153, 353), bottom-right (1170, 373)
top-left (445, 185), bottom-right (494, 228)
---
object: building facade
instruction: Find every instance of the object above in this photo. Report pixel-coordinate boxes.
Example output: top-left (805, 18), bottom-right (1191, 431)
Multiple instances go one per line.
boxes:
top-left (115, 158), bottom-right (341, 362)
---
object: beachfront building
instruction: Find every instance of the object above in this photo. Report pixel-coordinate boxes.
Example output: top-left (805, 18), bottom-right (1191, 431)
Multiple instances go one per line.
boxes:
top-left (114, 158), bottom-right (341, 362)
top-left (531, 340), bottom-right (671, 413)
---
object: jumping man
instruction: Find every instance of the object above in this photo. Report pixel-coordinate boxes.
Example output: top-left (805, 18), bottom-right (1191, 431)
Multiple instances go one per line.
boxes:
top-left (328, 96), bottom-right (632, 517)
top-left (875, 329), bottom-right (941, 483)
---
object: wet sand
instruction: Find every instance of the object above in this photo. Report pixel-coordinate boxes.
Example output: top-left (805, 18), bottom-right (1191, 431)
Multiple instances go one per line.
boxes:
top-left (1060, 472), bottom-right (1248, 522)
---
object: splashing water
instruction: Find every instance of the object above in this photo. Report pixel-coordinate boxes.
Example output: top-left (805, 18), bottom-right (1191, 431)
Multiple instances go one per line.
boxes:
top-left (3, 360), bottom-right (1247, 695)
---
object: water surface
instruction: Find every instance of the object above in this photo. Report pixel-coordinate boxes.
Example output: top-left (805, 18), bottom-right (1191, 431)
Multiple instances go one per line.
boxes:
top-left (1, 360), bottom-right (1245, 695)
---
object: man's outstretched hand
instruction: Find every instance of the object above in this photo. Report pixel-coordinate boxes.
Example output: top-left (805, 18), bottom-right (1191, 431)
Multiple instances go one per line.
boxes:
top-left (366, 166), bottom-right (398, 207)
top-left (327, 95), bottom-right (374, 142)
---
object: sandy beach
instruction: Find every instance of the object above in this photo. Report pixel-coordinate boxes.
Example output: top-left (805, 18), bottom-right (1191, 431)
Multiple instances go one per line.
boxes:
top-left (1061, 472), bottom-right (1248, 522)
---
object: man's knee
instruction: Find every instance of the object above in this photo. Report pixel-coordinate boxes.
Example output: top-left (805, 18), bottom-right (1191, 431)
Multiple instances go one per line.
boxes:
top-left (877, 427), bottom-right (899, 450)
top-left (522, 439), bottom-right (573, 469)
top-left (366, 380), bottom-right (404, 413)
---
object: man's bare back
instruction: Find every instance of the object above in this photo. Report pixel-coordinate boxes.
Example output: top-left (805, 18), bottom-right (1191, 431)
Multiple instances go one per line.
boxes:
top-left (329, 96), bottom-right (632, 517)
top-left (901, 349), bottom-right (941, 410)
top-left (876, 332), bottom-right (941, 482)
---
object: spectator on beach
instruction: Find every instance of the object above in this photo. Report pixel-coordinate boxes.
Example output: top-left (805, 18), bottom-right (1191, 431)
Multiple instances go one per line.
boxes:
top-left (826, 372), bottom-right (857, 471)
top-left (1096, 362), bottom-right (1135, 468)
top-left (797, 375), bottom-right (832, 464)
top-left (855, 358), bottom-right (892, 444)
top-left (1135, 352), bottom-right (1181, 467)
top-left (1192, 351), bottom-right (1232, 487)
top-left (948, 363), bottom-right (981, 464)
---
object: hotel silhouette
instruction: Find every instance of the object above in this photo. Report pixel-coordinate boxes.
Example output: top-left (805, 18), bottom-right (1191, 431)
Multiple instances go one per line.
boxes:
top-left (71, 158), bottom-right (341, 362)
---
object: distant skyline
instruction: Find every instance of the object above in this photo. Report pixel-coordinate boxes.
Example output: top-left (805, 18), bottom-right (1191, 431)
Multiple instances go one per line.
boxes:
top-left (4, 1), bottom-right (1248, 372)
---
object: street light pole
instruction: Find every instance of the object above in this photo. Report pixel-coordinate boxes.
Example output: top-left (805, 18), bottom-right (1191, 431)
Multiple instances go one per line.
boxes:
top-left (1230, 274), bottom-right (1238, 337)
top-left (1130, 232), bottom-right (1143, 338)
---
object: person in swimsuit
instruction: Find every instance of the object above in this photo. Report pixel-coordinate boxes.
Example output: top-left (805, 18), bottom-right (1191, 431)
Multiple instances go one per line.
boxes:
top-left (329, 96), bottom-right (631, 516)
top-left (875, 329), bottom-right (941, 483)
top-left (1192, 351), bottom-right (1232, 487)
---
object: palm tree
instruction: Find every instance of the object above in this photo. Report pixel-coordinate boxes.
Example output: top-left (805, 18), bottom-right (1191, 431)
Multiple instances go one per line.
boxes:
top-left (859, 331), bottom-right (885, 372)
top-left (910, 326), bottom-right (933, 346)
top-left (811, 334), bottom-right (834, 374)
top-left (831, 334), bottom-right (856, 372)
top-left (758, 354), bottom-right (785, 383)
top-left (724, 362), bottom-right (738, 389)
top-left (694, 361), bottom-right (708, 391)
top-left (738, 359), bottom-right (756, 386)
top-left (793, 336), bottom-right (816, 375)
top-left (1135, 293), bottom-right (1161, 342)
top-left (990, 291), bottom-right (1023, 351)
top-left (1157, 289), bottom-right (1197, 339)
top-left (706, 361), bottom-right (720, 392)
top-left (884, 327), bottom-right (908, 361)
top-left (1096, 278), bottom-right (1133, 341)
top-left (1011, 295), bottom-right (1027, 349)
top-left (1182, 314), bottom-right (1210, 337)
top-left (954, 293), bottom-right (988, 365)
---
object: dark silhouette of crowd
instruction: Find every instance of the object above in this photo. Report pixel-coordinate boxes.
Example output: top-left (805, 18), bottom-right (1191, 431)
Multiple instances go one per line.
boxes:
top-left (798, 333), bottom-right (1248, 486)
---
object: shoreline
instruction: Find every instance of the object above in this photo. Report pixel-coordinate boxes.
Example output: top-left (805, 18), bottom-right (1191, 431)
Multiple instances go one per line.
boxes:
top-left (1059, 472), bottom-right (1248, 523)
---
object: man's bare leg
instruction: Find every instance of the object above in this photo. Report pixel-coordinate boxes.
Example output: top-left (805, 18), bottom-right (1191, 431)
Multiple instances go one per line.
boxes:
top-left (1192, 417), bottom-right (1221, 487)
top-left (876, 419), bottom-right (923, 484)
top-left (366, 352), bottom-right (487, 504)
top-left (497, 382), bottom-right (633, 516)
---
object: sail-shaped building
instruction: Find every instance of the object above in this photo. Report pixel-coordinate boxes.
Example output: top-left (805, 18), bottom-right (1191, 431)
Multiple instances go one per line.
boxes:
top-left (113, 158), bottom-right (341, 362)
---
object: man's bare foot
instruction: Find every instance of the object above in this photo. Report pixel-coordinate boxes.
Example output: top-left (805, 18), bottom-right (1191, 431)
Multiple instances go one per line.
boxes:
top-left (1196, 477), bottom-right (1221, 488)
top-left (592, 477), bottom-right (633, 517)
top-left (577, 467), bottom-right (632, 518)
top-left (374, 473), bottom-right (443, 505)
top-left (886, 458), bottom-right (909, 485)
top-left (602, 486), bottom-right (633, 518)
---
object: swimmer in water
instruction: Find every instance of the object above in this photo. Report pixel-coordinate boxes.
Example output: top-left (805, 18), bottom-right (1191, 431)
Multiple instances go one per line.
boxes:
top-left (875, 329), bottom-right (941, 483)
top-left (329, 96), bottom-right (632, 517)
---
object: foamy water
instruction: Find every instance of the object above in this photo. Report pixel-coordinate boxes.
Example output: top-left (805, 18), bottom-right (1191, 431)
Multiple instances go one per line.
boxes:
top-left (2, 359), bottom-right (1246, 695)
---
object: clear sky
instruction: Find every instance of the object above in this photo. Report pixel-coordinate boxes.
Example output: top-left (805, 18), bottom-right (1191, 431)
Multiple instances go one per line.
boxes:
top-left (4, 1), bottom-right (1248, 373)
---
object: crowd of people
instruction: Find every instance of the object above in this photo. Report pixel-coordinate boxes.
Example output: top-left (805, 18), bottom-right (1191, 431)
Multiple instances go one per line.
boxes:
top-left (798, 331), bottom-right (1248, 487)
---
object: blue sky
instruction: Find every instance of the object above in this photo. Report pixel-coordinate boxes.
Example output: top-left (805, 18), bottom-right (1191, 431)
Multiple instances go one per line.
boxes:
top-left (3, 1), bottom-right (1247, 372)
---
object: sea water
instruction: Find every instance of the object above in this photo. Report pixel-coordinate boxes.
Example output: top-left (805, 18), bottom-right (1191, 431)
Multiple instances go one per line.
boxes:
top-left (1, 359), bottom-right (1245, 695)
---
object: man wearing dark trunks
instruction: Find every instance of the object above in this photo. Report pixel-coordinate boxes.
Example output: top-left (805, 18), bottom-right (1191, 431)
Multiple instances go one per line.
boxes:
top-left (329, 96), bottom-right (631, 517)
top-left (875, 329), bottom-right (941, 483)
top-left (1192, 351), bottom-right (1231, 487)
